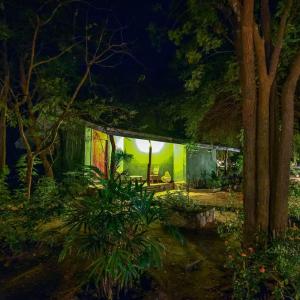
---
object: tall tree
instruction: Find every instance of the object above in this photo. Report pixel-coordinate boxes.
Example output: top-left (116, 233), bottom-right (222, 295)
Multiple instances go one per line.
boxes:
top-left (0, 0), bottom-right (129, 198)
top-left (165, 0), bottom-right (300, 239)
top-left (231, 0), bottom-right (300, 237)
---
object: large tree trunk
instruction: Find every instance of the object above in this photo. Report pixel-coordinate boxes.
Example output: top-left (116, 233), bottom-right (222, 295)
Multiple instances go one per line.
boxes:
top-left (271, 51), bottom-right (300, 235)
top-left (232, 0), bottom-right (297, 241)
top-left (269, 81), bottom-right (280, 234)
top-left (256, 84), bottom-right (271, 231)
top-left (240, 0), bottom-right (257, 237)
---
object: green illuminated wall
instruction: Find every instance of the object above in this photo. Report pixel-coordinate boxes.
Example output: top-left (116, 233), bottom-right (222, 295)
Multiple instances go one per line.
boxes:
top-left (123, 138), bottom-right (174, 180)
top-left (173, 144), bottom-right (186, 182)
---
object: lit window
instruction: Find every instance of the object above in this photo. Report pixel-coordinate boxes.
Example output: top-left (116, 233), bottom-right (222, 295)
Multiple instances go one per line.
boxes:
top-left (135, 139), bottom-right (164, 153)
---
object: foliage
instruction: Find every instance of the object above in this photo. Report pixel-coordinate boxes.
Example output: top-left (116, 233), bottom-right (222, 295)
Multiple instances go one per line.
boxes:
top-left (164, 0), bottom-right (241, 142)
top-left (289, 198), bottom-right (300, 221)
top-left (0, 174), bottom-right (62, 254)
top-left (15, 155), bottom-right (41, 185)
top-left (289, 182), bottom-right (300, 221)
top-left (157, 190), bottom-right (203, 214)
top-left (188, 171), bottom-right (221, 190)
top-left (293, 132), bottom-right (300, 163)
top-left (218, 153), bottom-right (243, 191)
top-left (289, 181), bottom-right (300, 198)
top-left (59, 167), bottom-right (164, 299)
top-left (218, 211), bottom-right (300, 299)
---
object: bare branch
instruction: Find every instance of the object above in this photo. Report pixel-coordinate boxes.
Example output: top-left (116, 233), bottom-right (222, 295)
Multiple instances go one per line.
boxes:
top-left (24, 16), bottom-right (41, 98)
top-left (40, 1), bottom-right (70, 27)
top-left (33, 42), bottom-right (79, 68)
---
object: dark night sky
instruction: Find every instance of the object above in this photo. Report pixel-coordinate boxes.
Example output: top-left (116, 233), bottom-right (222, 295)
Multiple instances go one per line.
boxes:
top-left (95, 0), bottom-right (181, 103)
top-left (82, 0), bottom-right (186, 138)
top-left (7, 0), bottom-right (184, 172)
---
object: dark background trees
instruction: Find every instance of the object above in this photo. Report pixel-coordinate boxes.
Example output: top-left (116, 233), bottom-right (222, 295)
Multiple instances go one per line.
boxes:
top-left (1, 0), bottom-right (300, 238)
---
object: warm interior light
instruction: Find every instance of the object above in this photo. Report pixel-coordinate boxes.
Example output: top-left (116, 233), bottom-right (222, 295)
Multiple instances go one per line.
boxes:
top-left (115, 136), bottom-right (124, 150)
top-left (135, 139), bottom-right (164, 153)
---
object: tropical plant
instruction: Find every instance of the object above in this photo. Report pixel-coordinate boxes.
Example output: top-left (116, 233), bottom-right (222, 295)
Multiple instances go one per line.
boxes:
top-left (59, 167), bottom-right (164, 299)
top-left (218, 209), bottom-right (300, 299)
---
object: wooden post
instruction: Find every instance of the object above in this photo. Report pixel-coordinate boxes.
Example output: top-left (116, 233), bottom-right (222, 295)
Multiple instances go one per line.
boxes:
top-left (109, 135), bottom-right (116, 179)
top-left (147, 140), bottom-right (152, 186)
top-left (224, 150), bottom-right (228, 176)
top-left (104, 140), bottom-right (109, 179)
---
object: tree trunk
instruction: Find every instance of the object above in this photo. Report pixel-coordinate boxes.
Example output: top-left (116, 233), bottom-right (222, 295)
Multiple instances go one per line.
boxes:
top-left (25, 154), bottom-right (34, 200)
top-left (256, 84), bottom-right (271, 231)
top-left (269, 81), bottom-right (280, 233)
top-left (230, 0), bottom-right (297, 241)
top-left (39, 150), bottom-right (54, 177)
top-left (271, 52), bottom-right (300, 235)
top-left (240, 0), bottom-right (257, 237)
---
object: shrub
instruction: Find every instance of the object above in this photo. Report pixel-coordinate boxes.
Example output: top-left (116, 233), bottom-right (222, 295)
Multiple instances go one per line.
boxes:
top-left (158, 190), bottom-right (206, 214)
top-left (59, 167), bottom-right (164, 299)
top-left (289, 181), bottom-right (300, 198)
top-left (289, 196), bottom-right (300, 223)
top-left (0, 174), bottom-right (63, 254)
top-left (218, 211), bottom-right (300, 299)
top-left (189, 171), bottom-right (222, 189)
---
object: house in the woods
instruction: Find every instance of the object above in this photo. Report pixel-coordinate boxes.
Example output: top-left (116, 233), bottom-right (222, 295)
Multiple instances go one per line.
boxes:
top-left (55, 121), bottom-right (239, 191)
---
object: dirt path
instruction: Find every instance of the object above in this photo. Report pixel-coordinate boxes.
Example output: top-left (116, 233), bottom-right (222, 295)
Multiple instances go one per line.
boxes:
top-left (145, 224), bottom-right (231, 300)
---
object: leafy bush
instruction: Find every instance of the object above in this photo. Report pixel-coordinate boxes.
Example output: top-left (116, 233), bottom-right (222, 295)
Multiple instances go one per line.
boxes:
top-left (157, 190), bottom-right (207, 214)
top-left (189, 171), bottom-right (222, 189)
top-left (289, 181), bottom-right (300, 198)
top-left (59, 167), bottom-right (164, 299)
top-left (218, 211), bottom-right (300, 299)
top-left (289, 197), bottom-right (300, 221)
top-left (0, 173), bottom-right (63, 254)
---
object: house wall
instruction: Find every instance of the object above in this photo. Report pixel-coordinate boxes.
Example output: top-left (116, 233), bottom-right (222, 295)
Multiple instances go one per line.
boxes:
top-left (83, 125), bottom-right (220, 185)
top-left (187, 148), bottom-right (217, 181)
top-left (173, 144), bottom-right (186, 182)
top-left (123, 138), bottom-right (174, 180)
top-left (54, 123), bottom-right (85, 179)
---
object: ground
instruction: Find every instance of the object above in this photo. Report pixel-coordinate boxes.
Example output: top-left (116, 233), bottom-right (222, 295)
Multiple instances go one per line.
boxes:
top-left (156, 190), bottom-right (243, 208)
top-left (145, 224), bottom-right (231, 300)
top-left (0, 191), bottom-right (237, 300)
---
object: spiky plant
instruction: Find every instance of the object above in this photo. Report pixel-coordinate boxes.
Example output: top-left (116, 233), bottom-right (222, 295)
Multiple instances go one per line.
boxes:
top-left (59, 167), bottom-right (164, 299)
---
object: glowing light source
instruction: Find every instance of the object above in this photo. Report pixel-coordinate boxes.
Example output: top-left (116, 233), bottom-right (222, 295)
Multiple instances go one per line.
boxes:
top-left (135, 139), bottom-right (164, 153)
top-left (115, 136), bottom-right (124, 150)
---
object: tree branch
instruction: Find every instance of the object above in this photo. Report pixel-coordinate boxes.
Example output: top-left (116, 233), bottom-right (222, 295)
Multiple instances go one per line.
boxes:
top-left (32, 42), bottom-right (79, 68)
top-left (253, 24), bottom-right (269, 83)
top-left (269, 0), bottom-right (293, 79)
